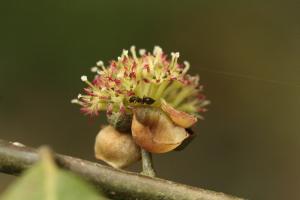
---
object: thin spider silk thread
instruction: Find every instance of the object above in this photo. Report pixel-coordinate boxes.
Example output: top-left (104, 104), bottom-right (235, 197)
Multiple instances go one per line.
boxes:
top-left (197, 67), bottom-right (300, 88)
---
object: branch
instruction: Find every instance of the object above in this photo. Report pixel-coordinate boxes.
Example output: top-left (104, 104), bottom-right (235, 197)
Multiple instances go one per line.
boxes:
top-left (0, 139), bottom-right (244, 200)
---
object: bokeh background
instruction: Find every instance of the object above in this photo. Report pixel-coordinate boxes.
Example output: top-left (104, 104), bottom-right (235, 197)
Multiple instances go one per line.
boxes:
top-left (1, 1), bottom-right (300, 199)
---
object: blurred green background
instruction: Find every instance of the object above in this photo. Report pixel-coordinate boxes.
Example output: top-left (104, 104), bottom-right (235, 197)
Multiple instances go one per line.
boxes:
top-left (1, 1), bottom-right (300, 199)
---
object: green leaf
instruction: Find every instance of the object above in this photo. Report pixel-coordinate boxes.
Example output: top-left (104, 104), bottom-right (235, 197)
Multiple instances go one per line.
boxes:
top-left (0, 149), bottom-right (108, 200)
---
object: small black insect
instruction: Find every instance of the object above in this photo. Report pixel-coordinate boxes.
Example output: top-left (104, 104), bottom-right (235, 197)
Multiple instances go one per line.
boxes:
top-left (142, 97), bottom-right (155, 105)
top-left (129, 96), bottom-right (142, 103)
top-left (129, 96), bottom-right (155, 105)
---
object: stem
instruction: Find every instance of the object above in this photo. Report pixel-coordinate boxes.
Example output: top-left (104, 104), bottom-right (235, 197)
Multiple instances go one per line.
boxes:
top-left (0, 139), bottom-right (244, 200)
top-left (141, 149), bottom-right (156, 177)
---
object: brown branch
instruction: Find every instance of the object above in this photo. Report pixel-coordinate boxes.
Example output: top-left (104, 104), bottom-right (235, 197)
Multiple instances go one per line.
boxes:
top-left (0, 139), bottom-right (244, 200)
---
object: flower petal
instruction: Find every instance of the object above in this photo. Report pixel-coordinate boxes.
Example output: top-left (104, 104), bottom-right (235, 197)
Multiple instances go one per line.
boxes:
top-left (161, 99), bottom-right (197, 128)
top-left (132, 107), bottom-right (188, 153)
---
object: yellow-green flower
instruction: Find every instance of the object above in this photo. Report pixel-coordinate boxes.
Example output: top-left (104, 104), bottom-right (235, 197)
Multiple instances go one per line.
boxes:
top-left (72, 46), bottom-right (209, 119)
top-left (72, 46), bottom-right (209, 165)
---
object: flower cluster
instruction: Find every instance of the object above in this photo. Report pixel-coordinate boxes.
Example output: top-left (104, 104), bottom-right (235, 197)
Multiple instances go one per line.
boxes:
top-left (72, 46), bottom-right (210, 168)
top-left (72, 46), bottom-right (209, 118)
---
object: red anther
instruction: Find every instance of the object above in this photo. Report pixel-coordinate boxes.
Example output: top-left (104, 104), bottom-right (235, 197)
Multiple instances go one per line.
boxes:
top-left (99, 96), bottom-right (109, 100)
top-left (120, 105), bottom-right (126, 113)
top-left (110, 62), bottom-right (117, 73)
top-left (181, 78), bottom-right (191, 85)
top-left (111, 61), bottom-right (117, 67)
top-left (197, 94), bottom-right (206, 100)
top-left (198, 108), bottom-right (208, 112)
top-left (127, 91), bottom-right (135, 96)
top-left (92, 79), bottom-right (98, 84)
top-left (143, 78), bottom-right (149, 83)
top-left (132, 62), bottom-right (137, 69)
top-left (144, 64), bottom-right (150, 72)
top-left (114, 79), bottom-right (121, 85)
top-left (108, 76), bottom-right (114, 82)
top-left (92, 77), bottom-right (104, 87)
top-left (178, 63), bottom-right (184, 69)
top-left (84, 88), bottom-right (95, 96)
top-left (80, 107), bottom-right (98, 116)
top-left (129, 72), bottom-right (136, 79)
top-left (115, 89), bottom-right (123, 94)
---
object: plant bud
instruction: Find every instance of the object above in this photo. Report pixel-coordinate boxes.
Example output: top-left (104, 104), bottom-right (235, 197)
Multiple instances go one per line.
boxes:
top-left (94, 125), bottom-right (140, 169)
top-left (132, 107), bottom-right (189, 153)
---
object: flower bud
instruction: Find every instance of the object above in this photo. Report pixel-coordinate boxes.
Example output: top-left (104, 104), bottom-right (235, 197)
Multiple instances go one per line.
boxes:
top-left (94, 125), bottom-right (140, 169)
top-left (132, 107), bottom-right (188, 153)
